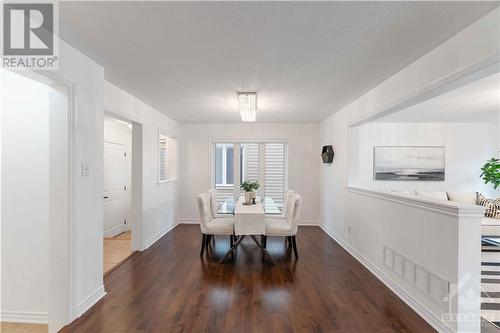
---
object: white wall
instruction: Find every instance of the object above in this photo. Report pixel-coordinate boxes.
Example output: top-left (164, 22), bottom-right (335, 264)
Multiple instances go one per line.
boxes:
top-left (104, 82), bottom-right (180, 249)
top-left (353, 122), bottom-right (499, 197)
top-left (319, 8), bottom-right (500, 332)
top-left (1, 70), bottom-right (50, 322)
top-left (104, 117), bottom-right (132, 231)
top-left (178, 123), bottom-right (320, 224)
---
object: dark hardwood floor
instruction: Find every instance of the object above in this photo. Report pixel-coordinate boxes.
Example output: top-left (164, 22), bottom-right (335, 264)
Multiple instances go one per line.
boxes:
top-left (61, 225), bottom-right (435, 333)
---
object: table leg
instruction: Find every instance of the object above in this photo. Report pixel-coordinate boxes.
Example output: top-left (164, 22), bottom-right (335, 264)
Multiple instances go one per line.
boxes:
top-left (218, 235), bottom-right (246, 264)
top-left (249, 235), bottom-right (277, 266)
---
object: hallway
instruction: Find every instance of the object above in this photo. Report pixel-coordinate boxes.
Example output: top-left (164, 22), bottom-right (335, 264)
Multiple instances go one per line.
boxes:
top-left (104, 230), bottom-right (133, 275)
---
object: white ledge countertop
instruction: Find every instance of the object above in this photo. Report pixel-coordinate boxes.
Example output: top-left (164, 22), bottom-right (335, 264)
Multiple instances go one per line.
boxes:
top-left (345, 185), bottom-right (486, 218)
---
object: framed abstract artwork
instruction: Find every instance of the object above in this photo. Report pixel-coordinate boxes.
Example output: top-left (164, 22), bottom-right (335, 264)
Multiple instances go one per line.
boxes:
top-left (373, 146), bottom-right (445, 181)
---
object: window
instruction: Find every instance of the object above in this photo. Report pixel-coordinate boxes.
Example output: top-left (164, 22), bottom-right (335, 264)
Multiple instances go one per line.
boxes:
top-left (159, 134), bottom-right (168, 181)
top-left (240, 143), bottom-right (259, 196)
top-left (214, 143), bottom-right (239, 204)
top-left (215, 143), bottom-right (235, 185)
top-left (213, 141), bottom-right (287, 214)
top-left (158, 130), bottom-right (177, 183)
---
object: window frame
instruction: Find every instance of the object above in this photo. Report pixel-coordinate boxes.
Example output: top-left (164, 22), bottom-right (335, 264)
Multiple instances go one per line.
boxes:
top-left (157, 127), bottom-right (178, 184)
top-left (214, 143), bottom-right (235, 186)
top-left (210, 138), bottom-right (289, 212)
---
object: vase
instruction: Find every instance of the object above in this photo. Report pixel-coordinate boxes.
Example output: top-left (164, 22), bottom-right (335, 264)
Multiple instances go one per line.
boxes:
top-left (245, 191), bottom-right (253, 204)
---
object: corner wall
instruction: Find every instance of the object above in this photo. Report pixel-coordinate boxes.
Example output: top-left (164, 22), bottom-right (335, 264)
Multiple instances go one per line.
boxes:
top-left (104, 82), bottom-right (180, 249)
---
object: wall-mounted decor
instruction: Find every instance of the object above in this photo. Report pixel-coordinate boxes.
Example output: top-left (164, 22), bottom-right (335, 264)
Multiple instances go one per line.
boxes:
top-left (373, 146), bottom-right (445, 181)
top-left (321, 145), bottom-right (334, 164)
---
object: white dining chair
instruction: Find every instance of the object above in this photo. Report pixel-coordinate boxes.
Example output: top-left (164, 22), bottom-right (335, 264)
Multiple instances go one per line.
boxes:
top-left (265, 190), bottom-right (295, 247)
top-left (208, 189), bottom-right (222, 218)
top-left (196, 193), bottom-right (235, 257)
top-left (279, 190), bottom-right (295, 218)
top-left (263, 193), bottom-right (302, 258)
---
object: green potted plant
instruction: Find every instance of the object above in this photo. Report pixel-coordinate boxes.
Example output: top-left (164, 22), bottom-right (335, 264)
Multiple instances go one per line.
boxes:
top-left (480, 157), bottom-right (500, 189)
top-left (241, 180), bottom-right (260, 204)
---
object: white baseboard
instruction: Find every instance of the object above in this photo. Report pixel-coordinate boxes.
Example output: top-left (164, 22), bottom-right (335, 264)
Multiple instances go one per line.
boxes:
top-left (298, 219), bottom-right (319, 226)
top-left (177, 218), bottom-right (199, 224)
top-left (75, 285), bottom-right (106, 319)
top-left (319, 224), bottom-right (453, 333)
top-left (0, 311), bottom-right (48, 324)
top-left (178, 218), bottom-right (319, 226)
top-left (144, 222), bottom-right (179, 249)
top-left (103, 224), bottom-right (125, 238)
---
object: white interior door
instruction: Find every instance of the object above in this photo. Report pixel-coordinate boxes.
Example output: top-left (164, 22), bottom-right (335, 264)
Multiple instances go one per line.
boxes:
top-left (103, 141), bottom-right (126, 237)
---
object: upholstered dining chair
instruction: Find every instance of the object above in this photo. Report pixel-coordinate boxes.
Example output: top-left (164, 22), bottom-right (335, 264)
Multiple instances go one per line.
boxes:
top-left (208, 189), bottom-right (221, 218)
top-left (196, 193), bottom-right (235, 257)
top-left (263, 193), bottom-right (302, 258)
top-left (280, 190), bottom-right (295, 219)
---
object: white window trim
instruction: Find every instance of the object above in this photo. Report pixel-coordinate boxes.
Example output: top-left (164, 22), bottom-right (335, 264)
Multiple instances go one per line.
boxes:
top-left (157, 127), bottom-right (178, 184)
top-left (209, 137), bottom-right (290, 202)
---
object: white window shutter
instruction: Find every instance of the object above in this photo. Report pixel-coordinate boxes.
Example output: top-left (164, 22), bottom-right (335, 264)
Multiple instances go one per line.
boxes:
top-left (265, 143), bottom-right (285, 210)
top-left (159, 137), bottom-right (168, 181)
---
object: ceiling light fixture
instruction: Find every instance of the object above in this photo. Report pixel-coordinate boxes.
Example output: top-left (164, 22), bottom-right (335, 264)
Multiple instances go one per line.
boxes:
top-left (238, 92), bottom-right (257, 122)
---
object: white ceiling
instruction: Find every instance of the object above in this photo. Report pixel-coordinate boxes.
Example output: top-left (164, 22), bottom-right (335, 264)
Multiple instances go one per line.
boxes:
top-left (59, 2), bottom-right (498, 123)
top-left (375, 71), bottom-right (500, 123)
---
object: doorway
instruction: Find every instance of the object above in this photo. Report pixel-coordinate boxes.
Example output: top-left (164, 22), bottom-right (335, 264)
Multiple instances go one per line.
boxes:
top-left (103, 116), bottom-right (134, 275)
top-left (2, 69), bottom-right (71, 333)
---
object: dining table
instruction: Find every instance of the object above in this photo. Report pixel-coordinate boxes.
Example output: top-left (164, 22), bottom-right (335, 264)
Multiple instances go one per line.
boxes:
top-left (218, 196), bottom-right (278, 265)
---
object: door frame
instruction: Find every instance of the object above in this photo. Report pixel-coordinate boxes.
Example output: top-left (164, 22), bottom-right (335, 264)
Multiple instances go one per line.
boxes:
top-left (104, 110), bottom-right (144, 252)
top-left (13, 68), bottom-right (77, 331)
top-left (46, 71), bottom-right (76, 331)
